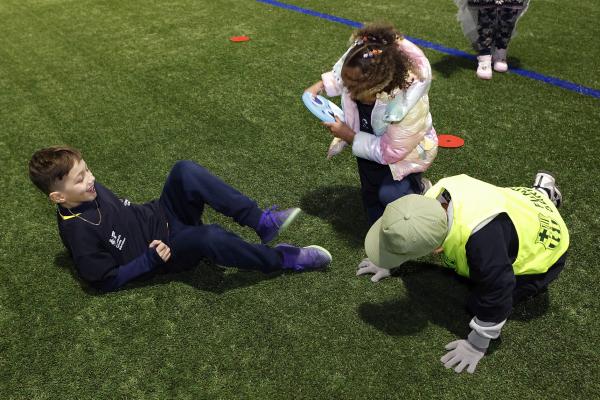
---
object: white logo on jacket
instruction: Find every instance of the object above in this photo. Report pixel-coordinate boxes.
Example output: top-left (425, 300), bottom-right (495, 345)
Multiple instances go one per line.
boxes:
top-left (109, 230), bottom-right (126, 250)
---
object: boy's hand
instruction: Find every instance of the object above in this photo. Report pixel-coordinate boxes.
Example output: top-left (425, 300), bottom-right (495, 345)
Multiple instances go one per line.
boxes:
top-left (149, 240), bottom-right (171, 263)
top-left (356, 258), bottom-right (391, 282)
top-left (323, 116), bottom-right (355, 144)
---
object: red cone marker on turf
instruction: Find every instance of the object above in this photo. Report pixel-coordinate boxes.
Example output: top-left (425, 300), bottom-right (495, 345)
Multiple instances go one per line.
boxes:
top-left (230, 36), bottom-right (250, 42)
top-left (438, 134), bottom-right (464, 148)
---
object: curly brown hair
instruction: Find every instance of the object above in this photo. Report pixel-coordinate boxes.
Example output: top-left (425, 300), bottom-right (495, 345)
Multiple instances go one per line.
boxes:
top-left (341, 22), bottom-right (419, 101)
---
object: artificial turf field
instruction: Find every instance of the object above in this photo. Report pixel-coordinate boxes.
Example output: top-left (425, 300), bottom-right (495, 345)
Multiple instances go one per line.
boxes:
top-left (1, 0), bottom-right (599, 398)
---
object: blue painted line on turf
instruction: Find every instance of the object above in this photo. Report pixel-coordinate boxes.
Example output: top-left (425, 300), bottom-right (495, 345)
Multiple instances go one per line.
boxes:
top-left (257, 0), bottom-right (362, 28)
top-left (256, 0), bottom-right (600, 99)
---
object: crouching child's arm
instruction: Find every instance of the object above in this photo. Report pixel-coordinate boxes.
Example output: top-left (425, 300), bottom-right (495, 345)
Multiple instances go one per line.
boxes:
top-left (440, 215), bottom-right (515, 373)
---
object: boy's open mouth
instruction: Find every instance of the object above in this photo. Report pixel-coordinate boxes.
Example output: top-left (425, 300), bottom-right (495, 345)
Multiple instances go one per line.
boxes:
top-left (87, 185), bottom-right (96, 193)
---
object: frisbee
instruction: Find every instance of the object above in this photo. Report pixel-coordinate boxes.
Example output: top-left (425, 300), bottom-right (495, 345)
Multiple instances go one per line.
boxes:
top-left (438, 134), bottom-right (464, 148)
top-left (302, 92), bottom-right (344, 123)
top-left (230, 35), bottom-right (250, 42)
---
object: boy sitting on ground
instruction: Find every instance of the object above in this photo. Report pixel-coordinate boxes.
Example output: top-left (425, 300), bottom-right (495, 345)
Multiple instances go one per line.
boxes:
top-left (29, 146), bottom-right (331, 292)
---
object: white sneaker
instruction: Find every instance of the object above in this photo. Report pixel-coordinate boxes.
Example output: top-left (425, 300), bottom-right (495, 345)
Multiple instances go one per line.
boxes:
top-left (493, 48), bottom-right (508, 72)
top-left (476, 55), bottom-right (492, 80)
top-left (533, 171), bottom-right (562, 208)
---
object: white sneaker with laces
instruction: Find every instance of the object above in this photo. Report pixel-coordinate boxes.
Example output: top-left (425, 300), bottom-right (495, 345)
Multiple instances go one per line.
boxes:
top-left (493, 48), bottom-right (508, 72)
top-left (533, 171), bottom-right (562, 208)
top-left (476, 55), bottom-right (493, 80)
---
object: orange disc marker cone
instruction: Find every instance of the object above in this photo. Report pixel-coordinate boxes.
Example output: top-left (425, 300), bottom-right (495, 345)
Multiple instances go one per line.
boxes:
top-left (438, 134), bottom-right (464, 148)
top-left (230, 35), bottom-right (250, 42)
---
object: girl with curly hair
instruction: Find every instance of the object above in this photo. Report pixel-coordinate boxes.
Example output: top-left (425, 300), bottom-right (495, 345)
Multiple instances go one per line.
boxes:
top-left (305, 23), bottom-right (438, 225)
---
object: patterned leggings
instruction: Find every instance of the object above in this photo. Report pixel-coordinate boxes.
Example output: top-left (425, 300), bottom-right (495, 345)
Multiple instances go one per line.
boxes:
top-left (473, 6), bottom-right (521, 54)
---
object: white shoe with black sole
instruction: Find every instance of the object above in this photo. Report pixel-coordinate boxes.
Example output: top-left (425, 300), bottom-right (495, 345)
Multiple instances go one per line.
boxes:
top-left (533, 170), bottom-right (562, 208)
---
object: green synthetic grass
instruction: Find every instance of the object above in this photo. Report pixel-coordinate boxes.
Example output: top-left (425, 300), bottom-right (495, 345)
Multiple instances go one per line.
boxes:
top-left (1, 0), bottom-right (599, 398)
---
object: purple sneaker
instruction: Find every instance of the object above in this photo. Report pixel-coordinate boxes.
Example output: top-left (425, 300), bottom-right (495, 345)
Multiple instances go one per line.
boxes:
top-left (275, 244), bottom-right (332, 271)
top-left (257, 206), bottom-right (301, 244)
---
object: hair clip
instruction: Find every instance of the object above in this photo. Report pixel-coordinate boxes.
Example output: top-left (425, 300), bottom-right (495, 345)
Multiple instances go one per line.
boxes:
top-left (362, 49), bottom-right (383, 58)
top-left (354, 35), bottom-right (370, 46)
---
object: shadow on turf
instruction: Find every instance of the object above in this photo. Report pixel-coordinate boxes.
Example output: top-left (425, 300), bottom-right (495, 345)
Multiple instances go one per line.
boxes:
top-left (54, 250), bottom-right (284, 295)
top-left (431, 54), bottom-right (523, 78)
top-left (300, 184), bottom-right (368, 248)
top-left (358, 261), bottom-right (471, 338)
top-left (358, 260), bottom-right (551, 340)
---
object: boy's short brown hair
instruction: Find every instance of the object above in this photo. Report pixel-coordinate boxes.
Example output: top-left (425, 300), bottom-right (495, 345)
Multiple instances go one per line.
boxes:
top-left (29, 146), bottom-right (82, 194)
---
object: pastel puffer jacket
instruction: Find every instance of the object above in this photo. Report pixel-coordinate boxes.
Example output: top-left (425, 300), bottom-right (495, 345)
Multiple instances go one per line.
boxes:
top-left (321, 38), bottom-right (438, 181)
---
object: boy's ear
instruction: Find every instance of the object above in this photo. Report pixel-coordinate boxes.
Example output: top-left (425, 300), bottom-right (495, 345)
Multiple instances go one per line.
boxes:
top-left (49, 191), bottom-right (65, 204)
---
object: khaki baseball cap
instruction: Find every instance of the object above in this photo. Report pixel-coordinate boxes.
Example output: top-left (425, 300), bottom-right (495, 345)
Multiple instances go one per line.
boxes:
top-left (364, 194), bottom-right (448, 268)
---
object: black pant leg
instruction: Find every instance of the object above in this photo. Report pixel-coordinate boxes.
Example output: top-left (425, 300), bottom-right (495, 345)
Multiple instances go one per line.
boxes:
top-left (474, 6), bottom-right (498, 54)
top-left (494, 6), bottom-right (520, 49)
top-left (356, 157), bottom-right (391, 226)
top-left (513, 253), bottom-right (568, 303)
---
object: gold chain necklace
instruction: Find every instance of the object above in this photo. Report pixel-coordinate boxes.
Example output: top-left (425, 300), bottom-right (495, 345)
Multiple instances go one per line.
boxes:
top-left (59, 200), bottom-right (102, 226)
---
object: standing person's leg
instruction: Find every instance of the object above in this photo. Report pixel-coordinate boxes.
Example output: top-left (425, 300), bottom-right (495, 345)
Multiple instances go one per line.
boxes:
top-left (472, 5), bottom-right (498, 79)
top-left (378, 172), bottom-right (423, 208)
top-left (169, 224), bottom-right (332, 273)
top-left (474, 6), bottom-right (496, 55)
top-left (159, 160), bottom-right (300, 243)
top-left (492, 5), bottom-right (522, 72)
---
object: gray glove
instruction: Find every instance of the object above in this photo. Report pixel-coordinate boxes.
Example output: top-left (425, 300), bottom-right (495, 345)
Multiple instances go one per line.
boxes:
top-left (440, 339), bottom-right (485, 374)
top-left (356, 258), bottom-right (391, 282)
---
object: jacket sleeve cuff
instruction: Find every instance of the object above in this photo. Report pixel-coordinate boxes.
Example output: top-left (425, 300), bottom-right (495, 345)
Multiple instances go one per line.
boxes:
top-left (97, 248), bottom-right (163, 292)
top-left (467, 317), bottom-right (507, 349)
top-left (352, 131), bottom-right (384, 163)
top-left (467, 329), bottom-right (491, 350)
top-left (148, 246), bottom-right (164, 266)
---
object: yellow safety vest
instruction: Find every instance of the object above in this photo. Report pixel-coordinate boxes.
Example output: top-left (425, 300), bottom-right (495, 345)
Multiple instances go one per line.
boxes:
top-left (424, 175), bottom-right (569, 278)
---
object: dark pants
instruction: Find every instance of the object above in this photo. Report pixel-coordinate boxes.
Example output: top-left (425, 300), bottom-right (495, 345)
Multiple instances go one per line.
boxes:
top-left (356, 157), bottom-right (422, 226)
top-left (159, 161), bottom-right (282, 273)
top-left (472, 5), bottom-right (522, 54)
top-left (513, 253), bottom-right (568, 303)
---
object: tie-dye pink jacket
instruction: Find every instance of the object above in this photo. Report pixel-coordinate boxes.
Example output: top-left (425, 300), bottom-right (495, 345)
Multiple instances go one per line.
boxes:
top-left (321, 38), bottom-right (438, 180)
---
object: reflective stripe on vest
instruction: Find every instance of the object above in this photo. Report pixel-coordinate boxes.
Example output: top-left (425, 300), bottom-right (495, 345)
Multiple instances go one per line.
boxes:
top-left (424, 174), bottom-right (569, 277)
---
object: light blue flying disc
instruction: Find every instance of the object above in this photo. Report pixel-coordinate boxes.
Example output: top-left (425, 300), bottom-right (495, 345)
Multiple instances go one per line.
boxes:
top-left (302, 92), bottom-right (344, 123)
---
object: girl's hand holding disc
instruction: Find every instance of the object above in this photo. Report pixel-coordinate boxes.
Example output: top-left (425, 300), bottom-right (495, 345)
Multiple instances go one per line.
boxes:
top-left (323, 116), bottom-right (355, 144)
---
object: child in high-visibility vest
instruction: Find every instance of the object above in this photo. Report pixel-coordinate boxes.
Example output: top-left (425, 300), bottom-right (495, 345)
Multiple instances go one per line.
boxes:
top-left (357, 171), bottom-right (567, 374)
